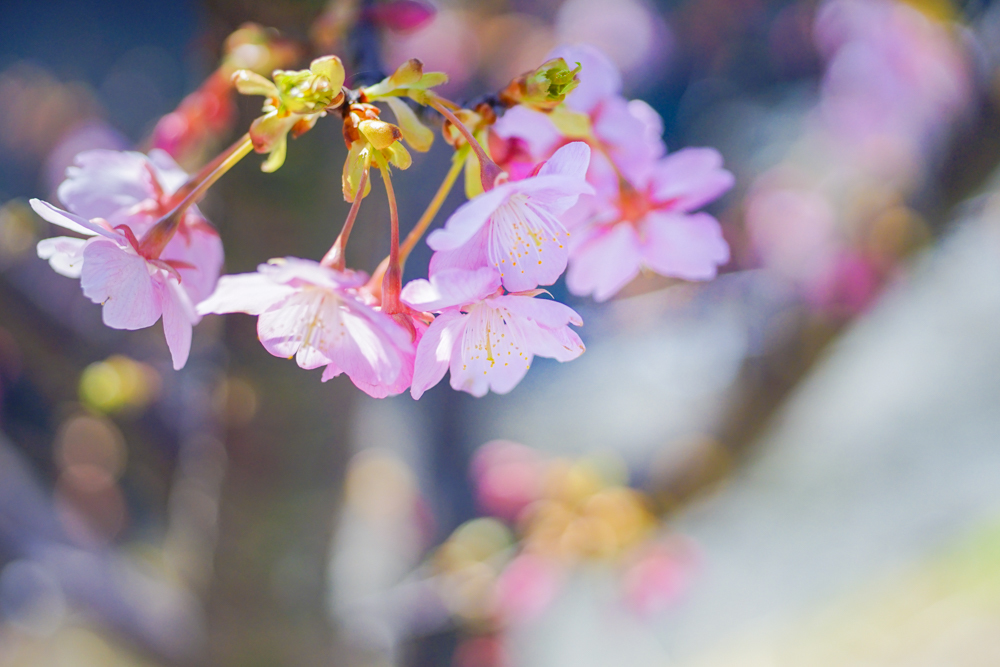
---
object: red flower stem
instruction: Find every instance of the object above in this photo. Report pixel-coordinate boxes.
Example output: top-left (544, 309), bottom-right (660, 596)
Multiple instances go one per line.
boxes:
top-left (428, 97), bottom-right (505, 192)
top-left (321, 168), bottom-right (370, 270)
top-left (139, 133), bottom-right (253, 258)
top-left (380, 167), bottom-right (404, 314)
top-left (365, 153), bottom-right (462, 297)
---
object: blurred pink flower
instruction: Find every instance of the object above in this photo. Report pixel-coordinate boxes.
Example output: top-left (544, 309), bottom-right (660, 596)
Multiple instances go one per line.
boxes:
top-left (31, 200), bottom-right (198, 369)
top-left (621, 539), bottom-right (698, 616)
top-left (806, 249), bottom-right (880, 315)
top-left (495, 553), bottom-right (562, 622)
top-left (401, 267), bottom-right (585, 399)
top-left (470, 441), bottom-right (545, 521)
top-left (814, 0), bottom-right (971, 153)
top-left (428, 142), bottom-right (593, 293)
top-left (566, 148), bottom-right (733, 301)
top-left (197, 258), bottom-right (414, 397)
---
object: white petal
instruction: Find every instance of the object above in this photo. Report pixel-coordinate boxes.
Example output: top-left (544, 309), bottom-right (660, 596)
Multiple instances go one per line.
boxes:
top-left (37, 236), bottom-right (88, 278)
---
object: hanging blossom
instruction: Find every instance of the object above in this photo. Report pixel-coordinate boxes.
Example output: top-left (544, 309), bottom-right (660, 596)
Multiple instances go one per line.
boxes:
top-left (490, 45), bottom-right (733, 302)
top-left (566, 148), bottom-right (734, 301)
top-left (32, 149), bottom-right (224, 369)
top-left (196, 258), bottom-right (416, 398)
top-left (401, 267), bottom-right (584, 399)
top-left (426, 142), bottom-right (593, 293)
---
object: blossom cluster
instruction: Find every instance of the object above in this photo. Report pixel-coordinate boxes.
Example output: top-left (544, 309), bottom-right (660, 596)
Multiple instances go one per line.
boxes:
top-left (31, 29), bottom-right (734, 399)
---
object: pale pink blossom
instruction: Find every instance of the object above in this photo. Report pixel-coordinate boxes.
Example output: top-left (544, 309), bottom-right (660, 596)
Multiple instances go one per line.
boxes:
top-left (401, 267), bottom-right (585, 399)
top-left (427, 142), bottom-right (593, 293)
top-left (38, 149), bottom-right (223, 307)
top-left (566, 148), bottom-right (733, 301)
top-left (197, 258), bottom-right (415, 398)
top-left (30, 200), bottom-right (198, 369)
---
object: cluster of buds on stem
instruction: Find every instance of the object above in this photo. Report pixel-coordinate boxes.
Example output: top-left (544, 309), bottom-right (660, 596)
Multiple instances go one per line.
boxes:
top-left (234, 55), bottom-right (347, 171)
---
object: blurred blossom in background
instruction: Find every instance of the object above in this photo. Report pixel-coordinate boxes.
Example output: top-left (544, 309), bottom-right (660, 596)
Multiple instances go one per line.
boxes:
top-left (4, 0), bottom-right (1000, 666)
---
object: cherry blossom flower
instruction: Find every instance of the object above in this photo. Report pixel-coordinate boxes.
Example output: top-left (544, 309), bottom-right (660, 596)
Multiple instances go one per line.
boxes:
top-left (38, 149), bottom-right (224, 306)
top-left (401, 267), bottom-right (585, 399)
top-left (197, 258), bottom-right (415, 398)
top-left (31, 149), bottom-right (225, 369)
top-left (566, 147), bottom-right (733, 301)
top-left (30, 200), bottom-right (199, 370)
top-left (426, 142), bottom-right (593, 293)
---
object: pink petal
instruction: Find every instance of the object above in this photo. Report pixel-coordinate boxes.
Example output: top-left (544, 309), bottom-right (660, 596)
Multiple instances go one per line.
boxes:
top-left (411, 310), bottom-right (465, 399)
top-left (160, 276), bottom-right (195, 370)
top-left (324, 307), bottom-right (404, 389)
top-left (640, 212), bottom-right (730, 280)
top-left (256, 290), bottom-right (334, 367)
top-left (512, 173), bottom-right (595, 216)
top-left (427, 225), bottom-right (490, 277)
top-left (537, 142), bottom-right (591, 181)
top-left (259, 257), bottom-right (367, 290)
top-left (57, 150), bottom-right (154, 221)
top-left (627, 99), bottom-right (664, 143)
top-left (30, 199), bottom-right (118, 239)
top-left (548, 44), bottom-right (622, 114)
top-left (649, 148), bottom-right (734, 212)
top-left (566, 224), bottom-right (642, 301)
top-left (492, 105), bottom-right (562, 158)
top-left (520, 318), bottom-right (585, 363)
top-left (331, 316), bottom-right (422, 398)
top-left (492, 294), bottom-right (583, 328)
top-left (37, 236), bottom-right (87, 278)
top-left (401, 266), bottom-right (501, 312)
top-left (81, 238), bottom-right (161, 330)
top-left (197, 272), bottom-right (297, 316)
top-left (160, 221), bottom-right (224, 306)
top-left (426, 186), bottom-right (511, 251)
top-left (494, 296), bottom-right (585, 363)
top-left (594, 97), bottom-right (664, 185)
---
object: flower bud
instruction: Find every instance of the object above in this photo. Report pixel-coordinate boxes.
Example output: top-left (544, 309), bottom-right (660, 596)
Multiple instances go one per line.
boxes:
top-left (389, 58), bottom-right (424, 88)
top-left (385, 141), bottom-right (412, 170)
top-left (249, 113), bottom-right (297, 153)
top-left (363, 59), bottom-right (448, 100)
top-left (359, 120), bottom-right (402, 150)
top-left (342, 141), bottom-right (372, 202)
top-left (232, 70), bottom-right (278, 99)
top-left (309, 55), bottom-right (346, 90)
top-left (499, 58), bottom-right (582, 112)
top-left (273, 68), bottom-right (340, 114)
top-left (441, 109), bottom-right (484, 148)
top-left (385, 97), bottom-right (433, 151)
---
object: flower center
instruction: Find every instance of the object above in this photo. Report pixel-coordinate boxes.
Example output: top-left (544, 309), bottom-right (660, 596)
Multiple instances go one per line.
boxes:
top-left (488, 194), bottom-right (567, 275)
top-left (462, 302), bottom-right (528, 373)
